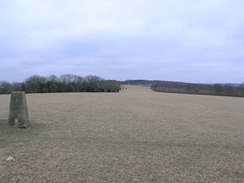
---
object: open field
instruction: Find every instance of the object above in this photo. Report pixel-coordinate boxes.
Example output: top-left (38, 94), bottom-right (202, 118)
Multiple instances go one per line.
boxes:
top-left (0, 85), bottom-right (244, 182)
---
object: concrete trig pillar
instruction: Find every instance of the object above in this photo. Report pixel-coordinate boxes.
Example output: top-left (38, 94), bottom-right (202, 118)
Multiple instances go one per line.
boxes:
top-left (8, 91), bottom-right (30, 128)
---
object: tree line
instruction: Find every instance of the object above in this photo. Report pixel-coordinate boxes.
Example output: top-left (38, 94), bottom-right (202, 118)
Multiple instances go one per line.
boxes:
top-left (119, 79), bottom-right (244, 97)
top-left (151, 81), bottom-right (244, 97)
top-left (0, 74), bottom-right (121, 94)
top-left (121, 79), bottom-right (154, 86)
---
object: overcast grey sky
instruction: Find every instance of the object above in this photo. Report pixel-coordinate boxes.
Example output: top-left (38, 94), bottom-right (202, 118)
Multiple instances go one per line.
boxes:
top-left (0, 0), bottom-right (243, 83)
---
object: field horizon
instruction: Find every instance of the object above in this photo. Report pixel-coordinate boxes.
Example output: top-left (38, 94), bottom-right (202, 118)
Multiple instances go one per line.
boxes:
top-left (0, 85), bottom-right (244, 182)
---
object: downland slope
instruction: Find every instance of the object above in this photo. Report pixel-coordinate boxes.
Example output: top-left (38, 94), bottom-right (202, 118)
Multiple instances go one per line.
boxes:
top-left (0, 85), bottom-right (244, 182)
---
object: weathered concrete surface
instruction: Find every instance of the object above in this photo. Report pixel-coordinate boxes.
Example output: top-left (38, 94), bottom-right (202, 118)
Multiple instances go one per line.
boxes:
top-left (8, 91), bottom-right (29, 128)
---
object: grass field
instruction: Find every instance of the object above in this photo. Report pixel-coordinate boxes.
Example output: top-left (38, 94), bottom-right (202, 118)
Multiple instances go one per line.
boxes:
top-left (0, 85), bottom-right (244, 182)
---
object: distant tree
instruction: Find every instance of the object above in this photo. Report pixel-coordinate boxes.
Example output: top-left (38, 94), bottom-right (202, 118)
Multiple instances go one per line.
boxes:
top-left (222, 84), bottom-right (234, 96)
top-left (0, 74), bottom-right (121, 95)
top-left (24, 75), bottom-right (47, 93)
top-left (47, 75), bottom-right (59, 93)
top-left (0, 81), bottom-right (12, 94)
top-left (74, 75), bottom-right (84, 92)
top-left (83, 75), bottom-right (103, 92)
top-left (12, 82), bottom-right (22, 91)
top-left (238, 82), bottom-right (244, 96)
top-left (103, 80), bottom-right (120, 92)
top-left (59, 74), bottom-right (82, 92)
top-left (213, 84), bottom-right (222, 94)
top-left (240, 81), bottom-right (244, 88)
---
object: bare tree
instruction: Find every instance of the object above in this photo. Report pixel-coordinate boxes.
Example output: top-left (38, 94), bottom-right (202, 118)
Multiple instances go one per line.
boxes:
top-left (0, 81), bottom-right (12, 94)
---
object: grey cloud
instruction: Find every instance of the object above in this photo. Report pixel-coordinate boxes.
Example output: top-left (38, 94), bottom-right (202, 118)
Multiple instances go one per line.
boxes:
top-left (0, 0), bottom-right (244, 83)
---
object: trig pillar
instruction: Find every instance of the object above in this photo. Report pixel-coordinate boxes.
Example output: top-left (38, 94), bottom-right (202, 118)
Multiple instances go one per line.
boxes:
top-left (8, 91), bottom-right (29, 128)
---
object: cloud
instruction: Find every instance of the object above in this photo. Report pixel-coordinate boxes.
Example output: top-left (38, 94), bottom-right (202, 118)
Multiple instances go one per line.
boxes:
top-left (0, 0), bottom-right (244, 83)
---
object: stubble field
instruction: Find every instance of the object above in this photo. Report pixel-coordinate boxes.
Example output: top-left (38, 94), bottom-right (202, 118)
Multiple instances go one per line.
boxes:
top-left (0, 85), bottom-right (244, 182)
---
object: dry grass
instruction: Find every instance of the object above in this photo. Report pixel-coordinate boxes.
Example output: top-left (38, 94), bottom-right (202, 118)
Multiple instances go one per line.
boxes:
top-left (0, 85), bottom-right (244, 182)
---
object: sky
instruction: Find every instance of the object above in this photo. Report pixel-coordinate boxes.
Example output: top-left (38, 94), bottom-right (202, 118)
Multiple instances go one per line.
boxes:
top-left (0, 0), bottom-right (244, 83)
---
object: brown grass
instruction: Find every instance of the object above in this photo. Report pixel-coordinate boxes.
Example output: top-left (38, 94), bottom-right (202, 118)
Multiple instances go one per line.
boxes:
top-left (0, 85), bottom-right (244, 182)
